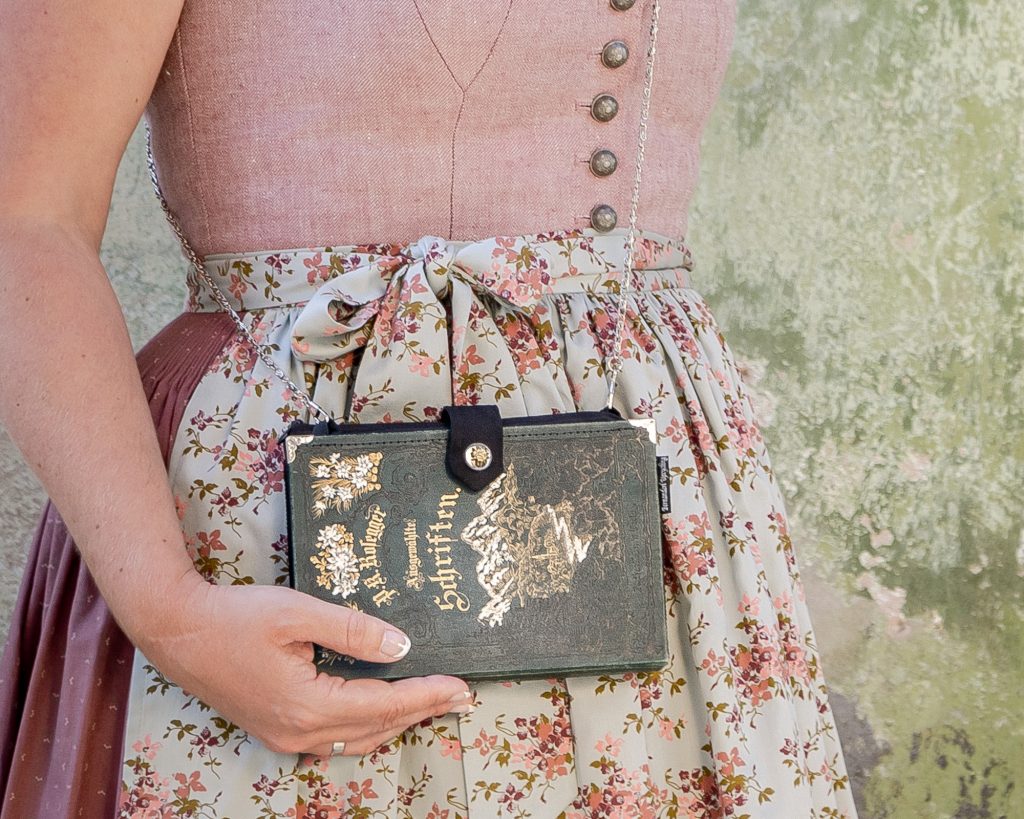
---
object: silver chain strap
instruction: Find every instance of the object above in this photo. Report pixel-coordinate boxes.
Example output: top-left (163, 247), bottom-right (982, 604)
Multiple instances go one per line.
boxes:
top-left (144, 0), bottom-right (662, 422)
top-left (145, 130), bottom-right (338, 421)
top-left (604, 0), bottom-right (661, 409)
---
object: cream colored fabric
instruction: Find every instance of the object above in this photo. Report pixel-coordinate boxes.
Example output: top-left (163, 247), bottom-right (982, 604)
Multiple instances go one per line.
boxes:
top-left (117, 228), bottom-right (856, 816)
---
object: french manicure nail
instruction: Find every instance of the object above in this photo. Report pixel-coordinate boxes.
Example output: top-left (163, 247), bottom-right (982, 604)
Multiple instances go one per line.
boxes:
top-left (380, 629), bottom-right (411, 659)
top-left (447, 691), bottom-right (475, 714)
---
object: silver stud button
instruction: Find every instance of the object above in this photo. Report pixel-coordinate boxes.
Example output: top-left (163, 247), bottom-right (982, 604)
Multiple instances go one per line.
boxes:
top-left (609, 0), bottom-right (636, 9)
top-left (590, 204), bottom-right (618, 232)
top-left (589, 148), bottom-right (618, 177)
top-left (601, 40), bottom-right (629, 68)
top-left (590, 93), bottom-right (619, 122)
top-left (464, 442), bottom-right (493, 471)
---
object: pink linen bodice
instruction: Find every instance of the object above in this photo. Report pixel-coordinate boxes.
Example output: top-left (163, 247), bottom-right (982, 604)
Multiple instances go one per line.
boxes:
top-left (144, 0), bottom-right (736, 258)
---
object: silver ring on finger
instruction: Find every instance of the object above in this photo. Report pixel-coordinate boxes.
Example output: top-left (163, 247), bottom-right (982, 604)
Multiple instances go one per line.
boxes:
top-left (331, 740), bottom-right (346, 756)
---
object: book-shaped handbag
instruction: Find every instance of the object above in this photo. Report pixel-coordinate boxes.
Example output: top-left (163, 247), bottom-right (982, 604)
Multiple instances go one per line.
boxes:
top-left (282, 404), bottom-right (668, 681)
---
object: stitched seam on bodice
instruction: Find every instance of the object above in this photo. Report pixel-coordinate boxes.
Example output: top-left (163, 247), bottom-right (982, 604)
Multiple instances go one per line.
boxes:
top-left (412, 0), bottom-right (517, 238)
top-left (172, 23), bottom-right (213, 254)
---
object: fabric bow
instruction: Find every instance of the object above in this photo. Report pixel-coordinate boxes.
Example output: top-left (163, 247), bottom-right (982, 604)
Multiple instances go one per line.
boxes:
top-left (288, 234), bottom-right (559, 419)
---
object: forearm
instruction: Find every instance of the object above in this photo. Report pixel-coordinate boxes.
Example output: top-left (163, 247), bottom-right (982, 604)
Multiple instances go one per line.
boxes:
top-left (0, 215), bottom-right (204, 649)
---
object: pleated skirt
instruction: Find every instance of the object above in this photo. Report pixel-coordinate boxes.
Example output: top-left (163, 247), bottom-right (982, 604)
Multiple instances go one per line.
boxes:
top-left (1, 226), bottom-right (857, 818)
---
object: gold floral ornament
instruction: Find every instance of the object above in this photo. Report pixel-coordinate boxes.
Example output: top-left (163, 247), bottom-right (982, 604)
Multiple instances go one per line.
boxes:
top-left (310, 523), bottom-right (361, 597)
top-left (308, 451), bottom-right (383, 516)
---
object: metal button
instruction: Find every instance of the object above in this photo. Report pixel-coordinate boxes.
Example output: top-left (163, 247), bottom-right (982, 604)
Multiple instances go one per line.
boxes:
top-left (589, 148), bottom-right (618, 177)
top-left (590, 204), bottom-right (618, 232)
top-left (609, 0), bottom-right (636, 9)
top-left (464, 442), bottom-right (493, 471)
top-left (590, 93), bottom-right (619, 122)
top-left (601, 40), bottom-right (629, 69)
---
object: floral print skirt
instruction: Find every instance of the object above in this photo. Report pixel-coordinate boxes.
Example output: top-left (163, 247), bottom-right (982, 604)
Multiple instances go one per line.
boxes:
top-left (117, 226), bottom-right (857, 818)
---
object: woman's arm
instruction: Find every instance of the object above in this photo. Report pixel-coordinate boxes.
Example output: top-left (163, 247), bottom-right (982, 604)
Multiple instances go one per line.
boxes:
top-left (0, 0), bottom-right (470, 758)
top-left (0, 0), bottom-right (204, 656)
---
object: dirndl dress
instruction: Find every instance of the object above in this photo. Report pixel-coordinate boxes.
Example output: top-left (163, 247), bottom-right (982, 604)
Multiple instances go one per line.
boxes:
top-left (4, 225), bottom-right (858, 818)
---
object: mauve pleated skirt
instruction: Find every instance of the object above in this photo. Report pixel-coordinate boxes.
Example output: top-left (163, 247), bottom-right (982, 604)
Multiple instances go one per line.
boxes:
top-left (0, 312), bottom-right (236, 819)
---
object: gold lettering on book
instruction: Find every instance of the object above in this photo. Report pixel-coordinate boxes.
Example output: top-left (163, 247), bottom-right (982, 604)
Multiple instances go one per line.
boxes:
top-left (427, 565), bottom-right (470, 612)
top-left (357, 503), bottom-right (398, 607)
top-left (362, 571), bottom-right (386, 589)
top-left (358, 503), bottom-right (386, 570)
top-left (373, 588), bottom-right (399, 607)
top-left (403, 519), bottom-right (425, 590)
top-left (425, 488), bottom-right (470, 612)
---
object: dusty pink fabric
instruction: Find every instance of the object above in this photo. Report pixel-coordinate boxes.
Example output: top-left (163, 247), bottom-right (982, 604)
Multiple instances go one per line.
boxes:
top-left (145, 0), bottom-right (737, 258)
top-left (0, 312), bottom-right (236, 819)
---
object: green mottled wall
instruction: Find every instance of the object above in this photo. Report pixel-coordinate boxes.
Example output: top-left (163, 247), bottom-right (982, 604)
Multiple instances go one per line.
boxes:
top-left (687, 1), bottom-right (1023, 816)
top-left (0, 2), bottom-right (1020, 816)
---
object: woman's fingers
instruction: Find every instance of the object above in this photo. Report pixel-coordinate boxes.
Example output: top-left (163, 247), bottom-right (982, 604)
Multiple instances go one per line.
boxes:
top-left (300, 728), bottom-right (402, 761)
top-left (297, 679), bottom-right (477, 756)
top-left (387, 676), bottom-right (475, 717)
top-left (100, 582), bottom-right (474, 763)
top-left (300, 700), bottom-right (474, 760)
top-left (313, 674), bottom-right (471, 733)
top-left (281, 590), bottom-right (412, 663)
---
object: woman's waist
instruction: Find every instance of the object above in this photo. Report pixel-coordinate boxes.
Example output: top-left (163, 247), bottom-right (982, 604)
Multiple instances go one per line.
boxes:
top-left (185, 226), bottom-right (694, 314)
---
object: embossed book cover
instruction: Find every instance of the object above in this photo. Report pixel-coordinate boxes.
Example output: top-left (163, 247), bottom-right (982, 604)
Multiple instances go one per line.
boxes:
top-left (283, 409), bottom-right (669, 681)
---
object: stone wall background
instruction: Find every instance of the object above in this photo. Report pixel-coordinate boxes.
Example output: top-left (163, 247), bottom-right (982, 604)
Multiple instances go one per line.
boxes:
top-left (2, 2), bottom-right (1021, 816)
top-left (686, 1), bottom-right (1023, 816)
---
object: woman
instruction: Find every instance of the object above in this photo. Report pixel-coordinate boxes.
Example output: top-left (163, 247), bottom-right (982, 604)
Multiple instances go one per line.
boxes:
top-left (0, 1), bottom-right (857, 816)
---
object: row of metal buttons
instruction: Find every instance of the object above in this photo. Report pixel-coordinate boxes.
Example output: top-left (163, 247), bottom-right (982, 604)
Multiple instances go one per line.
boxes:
top-left (587, 0), bottom-right (638, 231)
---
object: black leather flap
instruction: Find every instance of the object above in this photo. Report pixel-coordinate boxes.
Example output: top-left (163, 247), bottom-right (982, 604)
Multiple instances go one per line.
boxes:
top-left (441, 405), bottom-right (504, 491)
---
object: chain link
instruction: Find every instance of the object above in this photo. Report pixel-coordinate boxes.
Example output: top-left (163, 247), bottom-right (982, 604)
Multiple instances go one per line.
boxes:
top-left (144, 124), bottom-right (337, 422)
top-left (144, 0), bottom-right (662, 422)
top-left (604, 0), bottom-right (661, 409)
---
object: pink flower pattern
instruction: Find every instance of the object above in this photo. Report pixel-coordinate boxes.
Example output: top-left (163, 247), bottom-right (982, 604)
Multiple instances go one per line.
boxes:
top-left (120, 228), bottom-right (855, 817)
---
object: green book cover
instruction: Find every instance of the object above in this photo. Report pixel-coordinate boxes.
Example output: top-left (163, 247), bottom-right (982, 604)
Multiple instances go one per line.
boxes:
top-left (284, 418), bottom-right (668, 681)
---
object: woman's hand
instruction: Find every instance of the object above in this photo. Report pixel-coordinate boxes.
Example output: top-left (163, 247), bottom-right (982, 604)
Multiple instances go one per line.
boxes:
top-left (133, 573), bottom-right (473, 759)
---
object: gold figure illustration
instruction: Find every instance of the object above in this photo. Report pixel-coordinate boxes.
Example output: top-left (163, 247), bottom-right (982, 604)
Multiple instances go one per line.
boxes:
top-left (460, 462), bottom-right (594, 627)
top-left (308, 451), bottom-right (383, 516)
top-left (310, 523), bottom-right (361, 597)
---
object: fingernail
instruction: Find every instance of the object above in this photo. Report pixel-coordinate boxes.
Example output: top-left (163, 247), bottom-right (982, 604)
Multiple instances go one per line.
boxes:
top-left (380, 629), bottom-right (411, 659)
top-left (447, 691), bottom-right (475, 714)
